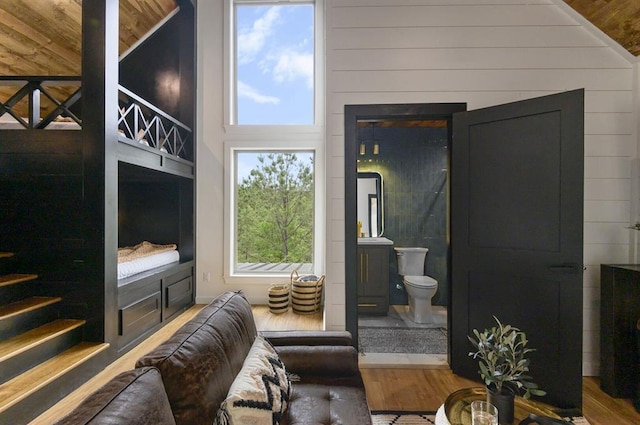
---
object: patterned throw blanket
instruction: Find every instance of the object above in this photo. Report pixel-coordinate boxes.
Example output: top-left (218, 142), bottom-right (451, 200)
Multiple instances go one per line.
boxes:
top-left (117, 241), bottom-right (177, 263)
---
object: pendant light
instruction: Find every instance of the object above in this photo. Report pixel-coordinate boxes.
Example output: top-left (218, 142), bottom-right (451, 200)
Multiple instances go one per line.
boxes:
top-left (371, 122), bottom-right (380, 155)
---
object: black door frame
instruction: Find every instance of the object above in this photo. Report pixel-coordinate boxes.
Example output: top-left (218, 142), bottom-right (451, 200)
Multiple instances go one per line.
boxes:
top-left (344, 103), bottom-right (467, 349)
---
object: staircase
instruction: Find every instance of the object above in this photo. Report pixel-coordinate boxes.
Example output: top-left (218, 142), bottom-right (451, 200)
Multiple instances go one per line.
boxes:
top-left (0, 252), bottom-right (109, 425)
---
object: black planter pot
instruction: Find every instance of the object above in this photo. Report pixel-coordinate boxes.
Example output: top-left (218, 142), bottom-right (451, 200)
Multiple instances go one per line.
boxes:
top-left (487, 386), bottom-right (515, 424)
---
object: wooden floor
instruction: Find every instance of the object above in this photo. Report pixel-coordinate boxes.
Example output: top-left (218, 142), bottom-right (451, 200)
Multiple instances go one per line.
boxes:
top-left (30, 304), bottom-right (640, 425)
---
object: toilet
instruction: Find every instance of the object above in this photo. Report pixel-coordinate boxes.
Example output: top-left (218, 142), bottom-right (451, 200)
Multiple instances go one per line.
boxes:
top-left (394, 247), bottom-right (438, 324)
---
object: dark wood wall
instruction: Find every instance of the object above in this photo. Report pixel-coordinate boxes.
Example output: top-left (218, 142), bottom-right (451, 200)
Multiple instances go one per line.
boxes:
top-left (119, 6), bottom-right (195, 126)
top-left (0, 132), bottom-right (84, 277)
top-left (0, 131), bottom-right (98, 329)
top-left (118, 162), bottom-right (194, 263)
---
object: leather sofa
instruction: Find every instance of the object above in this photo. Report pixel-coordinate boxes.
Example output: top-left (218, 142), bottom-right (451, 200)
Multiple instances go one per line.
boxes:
top-left (56, 291), bottom-right (372, 425)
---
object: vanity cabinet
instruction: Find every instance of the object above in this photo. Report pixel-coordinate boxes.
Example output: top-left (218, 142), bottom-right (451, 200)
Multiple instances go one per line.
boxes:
top-left (600, 264), bottom-right (640, 398)
top-left (357, 245), bottom-right (389, 314)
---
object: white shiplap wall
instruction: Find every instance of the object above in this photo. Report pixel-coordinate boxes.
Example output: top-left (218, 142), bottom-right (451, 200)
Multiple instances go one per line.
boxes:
top-left (324, 0), bottom-right (638, 376)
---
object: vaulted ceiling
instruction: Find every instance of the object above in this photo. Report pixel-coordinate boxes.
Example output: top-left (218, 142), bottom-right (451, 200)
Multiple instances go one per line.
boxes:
top-left (565, 0), bottom-right (640, 56)
top-left (0, 0), bottom-right (637, 82)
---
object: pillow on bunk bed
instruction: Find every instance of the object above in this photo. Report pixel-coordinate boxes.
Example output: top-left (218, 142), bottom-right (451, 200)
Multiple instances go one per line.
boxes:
top-left (118, 241), bottom-right (177, 263)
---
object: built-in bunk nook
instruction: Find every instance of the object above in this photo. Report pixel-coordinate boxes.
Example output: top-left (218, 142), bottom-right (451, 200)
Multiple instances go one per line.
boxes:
top-left (114, 1), bottom-right (195, 354)
top-left (0, 1), bottom-right (195, 423)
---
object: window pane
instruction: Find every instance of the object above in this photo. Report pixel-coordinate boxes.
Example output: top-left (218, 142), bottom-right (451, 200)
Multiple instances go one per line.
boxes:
top-left (235, 151), bottom-right (314, 273)
top-left (235, 3), bottom-right (314, 125)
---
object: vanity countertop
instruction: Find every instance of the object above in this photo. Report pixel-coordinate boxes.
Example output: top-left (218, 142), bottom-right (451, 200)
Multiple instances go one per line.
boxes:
top-left (357, 237), bottom-right (394, 245)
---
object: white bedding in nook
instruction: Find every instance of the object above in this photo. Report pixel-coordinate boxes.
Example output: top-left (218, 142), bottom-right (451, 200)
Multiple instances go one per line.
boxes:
top-left (117, 250), bottom-right (180, 279)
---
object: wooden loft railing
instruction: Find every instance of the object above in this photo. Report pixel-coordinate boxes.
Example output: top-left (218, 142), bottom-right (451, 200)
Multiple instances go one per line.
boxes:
top-left (0, 77), bottom-right (193, 162)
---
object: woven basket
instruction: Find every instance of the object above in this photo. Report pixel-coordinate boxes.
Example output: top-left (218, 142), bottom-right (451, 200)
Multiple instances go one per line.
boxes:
top-left (290, 270), bottom-right (324, 314)
top-left (268, 283), bottom-right (290, 314)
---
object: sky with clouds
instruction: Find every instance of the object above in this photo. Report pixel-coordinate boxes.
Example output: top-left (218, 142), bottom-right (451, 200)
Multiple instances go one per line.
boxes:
top-left (236, 4), bottom-right (314, 125)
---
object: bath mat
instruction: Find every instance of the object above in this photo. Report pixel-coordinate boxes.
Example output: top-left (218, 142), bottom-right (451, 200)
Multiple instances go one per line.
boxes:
top-left (359, 326), bottom-right (447, 354)
top-left (371, 411), bottom-right (436, 425)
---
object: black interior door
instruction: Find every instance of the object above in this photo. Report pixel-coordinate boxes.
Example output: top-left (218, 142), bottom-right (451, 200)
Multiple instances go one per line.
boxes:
top-left (450, 89), bottom-right (584, 409)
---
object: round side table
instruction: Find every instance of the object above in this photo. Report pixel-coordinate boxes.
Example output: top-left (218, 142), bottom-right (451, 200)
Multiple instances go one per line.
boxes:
top-left (438, 387), bottom-right (561, 425)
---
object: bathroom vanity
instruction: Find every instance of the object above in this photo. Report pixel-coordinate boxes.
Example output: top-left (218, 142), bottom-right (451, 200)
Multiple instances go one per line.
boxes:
top-left (357, 238), bottom-right (392, 314)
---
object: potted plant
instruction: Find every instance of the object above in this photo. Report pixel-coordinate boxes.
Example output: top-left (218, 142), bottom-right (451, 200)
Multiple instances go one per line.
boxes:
top-left (468, 317), bottom-right (546, 424)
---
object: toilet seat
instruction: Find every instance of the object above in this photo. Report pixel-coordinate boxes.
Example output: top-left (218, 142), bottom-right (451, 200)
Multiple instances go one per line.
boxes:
top-left (403, 275), bottom-right (437, 288)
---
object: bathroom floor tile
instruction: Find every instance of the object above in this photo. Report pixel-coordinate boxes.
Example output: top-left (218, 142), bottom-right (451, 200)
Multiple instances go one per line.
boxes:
top-left (358, 305), bottom-right (447, 329)
top-left (394, 305), bottom-right (447, 329)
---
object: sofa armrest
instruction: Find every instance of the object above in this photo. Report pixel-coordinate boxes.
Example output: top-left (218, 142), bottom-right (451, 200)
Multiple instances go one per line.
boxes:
top-left (54, 367), bottom-right (175, 425)
top-left (261, 330), bottom-right (353, 347)
top-left (275, 345), bottom-right (359, 376)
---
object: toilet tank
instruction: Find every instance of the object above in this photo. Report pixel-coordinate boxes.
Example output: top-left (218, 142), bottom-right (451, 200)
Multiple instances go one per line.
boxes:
top-left (394, 247), bottom-right (428, 276)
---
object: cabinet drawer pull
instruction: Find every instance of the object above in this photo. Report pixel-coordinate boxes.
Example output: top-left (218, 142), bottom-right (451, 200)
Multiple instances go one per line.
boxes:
top-left (366, 253), bottom-right (369, 282)
top-left (358, 303), bottom-right (378, 307)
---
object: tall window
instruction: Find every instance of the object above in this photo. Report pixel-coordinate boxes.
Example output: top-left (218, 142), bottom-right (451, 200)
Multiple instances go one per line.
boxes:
top-left (233, 1), bottom-right (315, 125)
top-left (235, 151), bottom-right (314, 273)
top-left (224, 0), bottom-right (323, 281)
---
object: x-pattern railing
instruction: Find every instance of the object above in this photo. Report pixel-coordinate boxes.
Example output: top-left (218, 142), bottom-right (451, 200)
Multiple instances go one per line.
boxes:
top-left (0, 77), bottom-right (192, 162)
top-left (0, 77), bottom-right (81, 129)
top-left (118, 86), bottom-right (192, 161)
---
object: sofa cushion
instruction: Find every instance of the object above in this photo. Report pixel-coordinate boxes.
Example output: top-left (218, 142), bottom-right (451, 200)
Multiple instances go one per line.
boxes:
top-left (282, 383), bottom-right (372, 425)
top-left (54, 367), bottom-right (175, 425)
top-left (274, 345), bottom-right (359, 377)
top-left (136, 291), bottom-right (257, 425)
top-left (261, 330), bottom-right (353, 347)
top-left (215, 336), bottom-right (290, 425)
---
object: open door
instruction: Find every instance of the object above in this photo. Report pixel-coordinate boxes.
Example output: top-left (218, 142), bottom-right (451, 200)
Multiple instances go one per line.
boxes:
top-left (450, 90), bottom-right (584, 409)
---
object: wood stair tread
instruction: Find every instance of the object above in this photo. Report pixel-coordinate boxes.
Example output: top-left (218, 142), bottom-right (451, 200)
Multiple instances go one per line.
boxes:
top-left (0, 252), bottom-right (13, 259)
top-left (0, 297), bottom-right (62, 321)
top-left (0, 274), bottom-right (38, 288)
top-left (0, 319), bottom-right (86, 363)
top-left (0, 342), bottom-right (109, 414)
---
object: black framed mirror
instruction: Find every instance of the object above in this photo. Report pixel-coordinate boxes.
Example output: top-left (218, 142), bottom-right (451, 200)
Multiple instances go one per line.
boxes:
top-left (357, 171), bottom-right (383, 237)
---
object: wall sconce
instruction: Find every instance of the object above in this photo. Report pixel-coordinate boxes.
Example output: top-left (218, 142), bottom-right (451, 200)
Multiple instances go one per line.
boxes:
top-left (360, 142), bottom-right (366, 155)
top-left (373, 143), bottom-right (379, 155)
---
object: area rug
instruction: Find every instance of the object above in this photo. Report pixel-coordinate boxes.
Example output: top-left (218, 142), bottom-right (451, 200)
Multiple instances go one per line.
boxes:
top-left (359, 326), bottom-right (447, 354)
top-left (371, 411), bottom-right (435, 425)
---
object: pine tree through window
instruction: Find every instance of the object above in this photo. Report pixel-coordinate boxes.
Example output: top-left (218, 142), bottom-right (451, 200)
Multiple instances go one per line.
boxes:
top-left (235, 151), bottom-right (314, 273)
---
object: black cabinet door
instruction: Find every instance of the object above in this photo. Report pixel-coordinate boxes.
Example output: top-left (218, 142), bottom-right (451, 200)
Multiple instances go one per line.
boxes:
top-left (600, 264), bottom-right (640, 398)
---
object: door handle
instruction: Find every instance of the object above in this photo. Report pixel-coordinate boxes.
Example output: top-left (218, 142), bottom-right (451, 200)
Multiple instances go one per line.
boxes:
top-left (549, 263), bottom-right (581, 273)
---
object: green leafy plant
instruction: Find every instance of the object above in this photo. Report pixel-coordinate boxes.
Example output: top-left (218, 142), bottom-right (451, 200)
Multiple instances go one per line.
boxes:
top-left (468, 316), bottom-right (546, 399)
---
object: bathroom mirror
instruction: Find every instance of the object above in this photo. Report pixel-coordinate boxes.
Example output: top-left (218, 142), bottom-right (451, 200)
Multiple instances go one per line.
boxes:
top-left (357, 171), bottom-right (384, 237)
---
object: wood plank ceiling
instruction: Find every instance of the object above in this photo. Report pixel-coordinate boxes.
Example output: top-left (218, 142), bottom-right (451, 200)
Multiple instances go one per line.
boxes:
top-left (565, 0), bottom-right (640, 56)
top-left (0, 0), bottom-right (178, 76)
